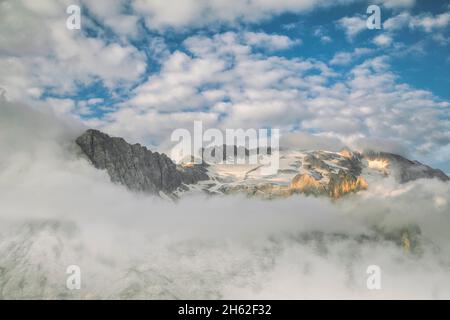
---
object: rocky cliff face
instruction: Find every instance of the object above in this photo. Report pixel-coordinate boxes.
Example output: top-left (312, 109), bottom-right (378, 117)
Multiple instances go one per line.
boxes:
top-left (290, 173), bottom-right (326, 196)
top-left (76, 129), bottom-right (208, 195)
top-left (290, 170), bottom-right (368, 199)
top-left (328, 171), bottom-right (369, 199)
top-left (288, 150), bottom-right (368, 199)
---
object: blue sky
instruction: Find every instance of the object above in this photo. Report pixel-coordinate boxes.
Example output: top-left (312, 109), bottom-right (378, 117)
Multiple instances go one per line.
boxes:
top-left (59, 0), bottom-right (450, 106)
top-left (0, 0), bottom-right (449, 172)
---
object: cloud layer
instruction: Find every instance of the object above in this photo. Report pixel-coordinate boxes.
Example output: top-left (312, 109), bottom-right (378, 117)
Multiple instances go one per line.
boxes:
top-left (1, 98), bottom-right (450, 299)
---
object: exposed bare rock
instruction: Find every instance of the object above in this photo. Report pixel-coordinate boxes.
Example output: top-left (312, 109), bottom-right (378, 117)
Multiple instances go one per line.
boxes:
top-left (328, 171), bottom-right (368, 199)
top-left (76, 129), bottom-right (208, 195)
top-left (290, 173), bottom-right (327, 196)
top-left (291, 171), bottom-right (368, 199)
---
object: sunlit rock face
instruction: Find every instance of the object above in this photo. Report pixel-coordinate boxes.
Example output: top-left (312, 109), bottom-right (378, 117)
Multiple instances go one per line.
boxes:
top-left (367, 159), bottom-right (389, 172)
top-left (290, 171), bottom-right (368, 199)
top-left (290, 173), bottom-right (327, 196)
top-left (328, 171), bottom-right (369, 199)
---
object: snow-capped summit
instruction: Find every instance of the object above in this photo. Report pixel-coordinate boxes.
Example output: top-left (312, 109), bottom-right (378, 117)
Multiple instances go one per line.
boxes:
top-left (75, 130), bottom-right (449, 200)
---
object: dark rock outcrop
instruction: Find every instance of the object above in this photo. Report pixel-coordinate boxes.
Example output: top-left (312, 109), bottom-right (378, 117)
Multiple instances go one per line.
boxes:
top-left (76, 129), bottom-right (208, 195)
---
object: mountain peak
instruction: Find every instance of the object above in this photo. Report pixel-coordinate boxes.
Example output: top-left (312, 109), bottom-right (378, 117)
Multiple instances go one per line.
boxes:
top-left (76, 129), bottom-right (208, 196)
top-left (75, 130), bottom-right (449, 199)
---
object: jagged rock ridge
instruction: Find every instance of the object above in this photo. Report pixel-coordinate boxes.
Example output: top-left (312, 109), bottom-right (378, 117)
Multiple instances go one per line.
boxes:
top-left (76, 129), bottom-right (208, 195)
